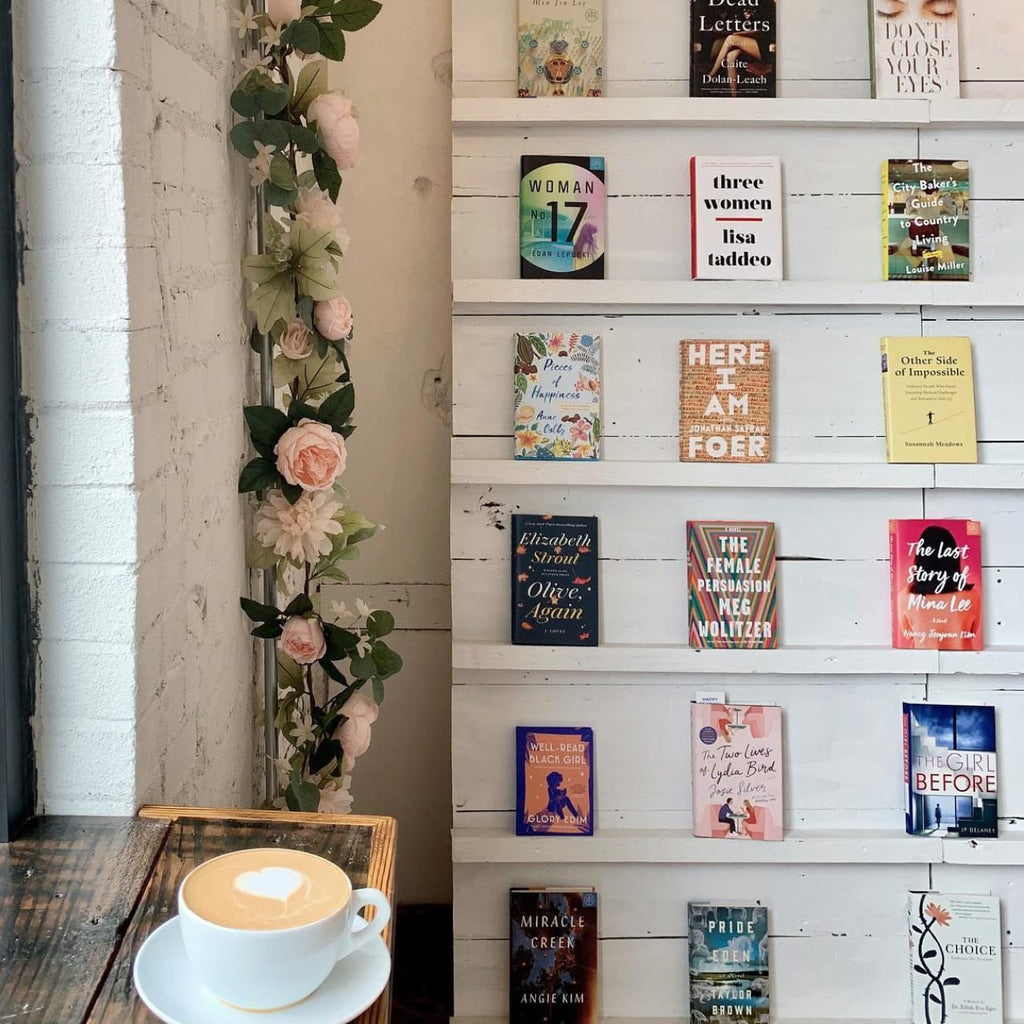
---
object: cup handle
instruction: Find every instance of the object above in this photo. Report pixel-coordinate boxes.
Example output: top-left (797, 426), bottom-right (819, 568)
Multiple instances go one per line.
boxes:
top-left (342, 887), bottom-right (391, 957)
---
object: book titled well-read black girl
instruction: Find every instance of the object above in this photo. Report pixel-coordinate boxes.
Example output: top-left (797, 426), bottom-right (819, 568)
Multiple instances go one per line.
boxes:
top-left (516, 726), bottom-right (594, 836)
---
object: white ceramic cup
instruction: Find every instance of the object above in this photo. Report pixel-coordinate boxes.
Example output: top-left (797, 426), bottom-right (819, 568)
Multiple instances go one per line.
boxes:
top-left (177, 849), bottom-right (391, 1011)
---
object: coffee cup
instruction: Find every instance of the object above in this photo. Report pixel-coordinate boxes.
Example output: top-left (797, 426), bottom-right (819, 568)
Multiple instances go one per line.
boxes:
top-left (177, 847), bottom-right (391, 1011)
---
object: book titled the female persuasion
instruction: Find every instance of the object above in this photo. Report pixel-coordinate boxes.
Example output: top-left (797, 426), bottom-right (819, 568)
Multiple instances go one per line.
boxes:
top-left (516, 726), bottom-right (594, 836)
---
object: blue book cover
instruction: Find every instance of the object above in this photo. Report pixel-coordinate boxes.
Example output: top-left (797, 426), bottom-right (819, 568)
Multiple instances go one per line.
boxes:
top-left (903, 703), bottom-right (997, 838)
top-left (688, 903), bottom-right (769, 1023)
top-left (516, 726), bottom-right (594, 836)
top-left (511, 514), bottom-right (598, 645)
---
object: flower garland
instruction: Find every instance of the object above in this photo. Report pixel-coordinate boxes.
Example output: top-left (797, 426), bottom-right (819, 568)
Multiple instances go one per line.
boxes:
top-left (230, 0), bottom-right (401, 814)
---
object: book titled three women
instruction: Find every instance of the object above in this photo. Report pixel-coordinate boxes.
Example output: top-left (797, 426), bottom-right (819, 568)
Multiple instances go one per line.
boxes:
top-left (517, 0), bottom-right (604, 97)
top-left (516, 726), bottom-right (594, 836)
top-left (520, 156), bottom-right (606, 279)
top-left (904, 703), bottom-right (997, 838)
top-left (890, 519), bottom-right (981, 650)
top-left (510, 888), bottom-right (598, 1024)
top-left (688, 521), bottom-right (777, 648)
top-left (690, 0), bottom-right (777, 98)
top-left (515, 332), bottom-right (601, 460)
top-left (691, 702), bottom-right (783, 841)
top-left (688, 902), bottom-right (770, 1023)
top-left (512, 514), bottom-right (598, 645)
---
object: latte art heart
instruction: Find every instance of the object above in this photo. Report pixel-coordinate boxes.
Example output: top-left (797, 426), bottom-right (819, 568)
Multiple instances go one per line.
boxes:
top-left (234, 866), bottom-right (305, 904)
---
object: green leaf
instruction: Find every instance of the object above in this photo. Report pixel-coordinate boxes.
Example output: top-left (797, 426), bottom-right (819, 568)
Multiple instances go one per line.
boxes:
top-left (292, 59), bottom-right (329, 115)
top-left (248, 275), bottom-right (297, 333)
top-left (273, 353), bottom-right (308, 389)
top-left (294, 256), bottom-right (340, 300)
top-left (298, 355), bottom-right (343, 397)
top-left (244, 405), bottom-right (290, 449)
top-left (263, 181), bottom-right (299, 209)
top-left (316, 383), bottom-right (354, 430)
top-left (310, 737), bottom-right (342, 774)
top-left (323, 623), bottom-right (358, 660)
top-left (229, 121), bottom-right (261, 158)
top-left (349, 652), bottom-right (376, 679)
top-left (329, 0), bottom-right (382, 31)
top-left (320, 657), bottom-right (347, 684)
top-left (232, 69), bottom-right (290, 117)
top-left (240, 596), bottom-right (283, 622)
top-left (288, 123), bottom-right (321, 154)
top-left (249, 325), bottom-right (264, 353)
top-left (242, 253), bottom-right (289, 285)
top-left (366, 609), bottom-right (395, 639)
top-left (288, 399), bottom-right (319, 422)
top-left (290, 221), bottom-right (335, 260)
top-left (316, 20), bottom-right (347, 61)
top-left (230, 119), bottom-right (291, 157)
top-left (281, 481), bottom-right (303, 504)
top-left (284, 593), bottom-right (314, 616)
top-left (282, 17), bottom-right (320, 54)
top-left (371, 641), bottom-right (403, 679)
top-left (312, 148), bottom-right (342, 202)
top-left (285, 777), bottom-right (321, 812)
top-left (315, 564), bottom-right (350, 582)
top-left (258, 81), bottom-right (290, 116)
top-left (251, 620), bottom-right (284, 639)
top-left (238, 456), bottom-right (281, 493)
top-left (372, 676), bottom-right (385, 704)
top-left (246, 535), bottom-right (278, 570)
top-left (269, 154), bottom-right (297, 191)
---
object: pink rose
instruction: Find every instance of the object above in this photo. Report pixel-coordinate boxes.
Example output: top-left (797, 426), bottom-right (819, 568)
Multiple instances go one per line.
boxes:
top-left (314, 295), bottom-right (353, 341)
top-left (307, 93), bottom-right (359, 170)
top-left (294, 187), bottom-right (344, 235)
top-left (335, 692), bottom-right (379, 762)
top-left (275, 418), bottom-right (347, 491)
top-left (279, 615), bottom-right (326, 665)
top-left (266, 0), bottom-right (301, 25)
top-left (341, 691), bottom-right (380, 725)
top-left (279, 318), bottom-right (314, 360)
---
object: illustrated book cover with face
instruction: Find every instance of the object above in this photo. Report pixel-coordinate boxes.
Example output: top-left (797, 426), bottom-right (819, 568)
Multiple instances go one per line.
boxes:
top-left (890, 519), bottom-right (982, 650)
top-left (515, 333), bottom-right (601, 460)
top-left (881, 337), bottom-right (977, 463)
top-left (870, 0), bottom-right (960, 98)
top-left (908, 891), bottom-right (1002, 1024)
top-left (903, 703), bottom-right (996, 838)
top-left (688, 521), bottom-right (777, 649)
top-left (520, 156), bottom-right (606, 280)
top-left (688, 902), bottom-right (770, 1023)
top-left (517, 0), bottom-right (604, 97)
top-left (690, 156), bottom-right (783, 281)
top-left (690, 702), bottom-right (783, 841)
top-left (680, 340), bottom-right (771, 463)
top-left (690, 0), bottom-right (777, 98)
top-left (883, 159), bottom-right (969, 281)
top-left (510, 888), bottom-right (598, 1024)
top-left (516, 726), bottom-right (594, 836)
top-left (512, 514), bottom-right (598, 645)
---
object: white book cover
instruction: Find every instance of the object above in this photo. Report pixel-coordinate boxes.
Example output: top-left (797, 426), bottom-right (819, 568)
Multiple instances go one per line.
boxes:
top-left (909, 892), bottom-right (1002, 1024)
top-left (690, 156), bottom-right (783, 281)
top-left (871, 1), bottom-right (960, 98)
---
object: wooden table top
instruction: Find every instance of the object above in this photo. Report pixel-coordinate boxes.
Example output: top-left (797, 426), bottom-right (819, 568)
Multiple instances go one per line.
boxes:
top-left (0, 805), bottom-right (397, 1024)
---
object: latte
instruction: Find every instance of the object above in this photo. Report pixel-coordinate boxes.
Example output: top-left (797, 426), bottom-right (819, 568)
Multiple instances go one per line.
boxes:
top-left (181, 848), bottom-right (351, 931)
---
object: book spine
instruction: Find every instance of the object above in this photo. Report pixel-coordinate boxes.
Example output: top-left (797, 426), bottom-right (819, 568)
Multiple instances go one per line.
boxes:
top-left (511, 514), bottom-right (522, 642)
top-left (881, 160), bottom-right (890, 281)
top-left (880, 340), bottom-right (893, 462)
top-left (889, 520), bottom-right (900, 648)
top-left (867, 0), bottom-right (877, 99)
top-left (903, 704), bottom-right (914, 834)
top-left (690, 156), bottom-right (698, 279)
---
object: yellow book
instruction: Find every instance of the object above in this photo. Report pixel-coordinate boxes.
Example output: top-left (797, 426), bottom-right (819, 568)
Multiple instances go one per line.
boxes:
top-left (880, 337), bottom-right (977, 463)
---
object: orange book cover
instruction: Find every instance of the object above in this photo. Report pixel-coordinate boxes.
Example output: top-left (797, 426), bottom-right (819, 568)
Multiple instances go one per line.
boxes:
top-left (516, 726), bottom-right (593, 836)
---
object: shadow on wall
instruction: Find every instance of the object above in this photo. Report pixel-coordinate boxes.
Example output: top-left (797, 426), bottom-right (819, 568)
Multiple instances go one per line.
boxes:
top-left (392, 904), bottom-right (453, 1024)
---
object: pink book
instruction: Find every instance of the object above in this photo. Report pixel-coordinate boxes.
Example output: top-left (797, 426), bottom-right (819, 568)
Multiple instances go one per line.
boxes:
top-left (691, 702), bottom-right (783, 841)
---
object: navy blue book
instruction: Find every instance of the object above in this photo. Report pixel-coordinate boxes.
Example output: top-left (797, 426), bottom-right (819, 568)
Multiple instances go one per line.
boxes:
top-left (903, 702), bottom-right (997, 838)
top-left (516, 726), bottom-right (594, 836)
top-left (511, 514), bottom-right (598, 645)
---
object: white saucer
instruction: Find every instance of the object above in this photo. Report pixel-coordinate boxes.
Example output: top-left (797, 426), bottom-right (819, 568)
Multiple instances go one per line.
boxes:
top-left (133, 916), bottom-right (391, 1024)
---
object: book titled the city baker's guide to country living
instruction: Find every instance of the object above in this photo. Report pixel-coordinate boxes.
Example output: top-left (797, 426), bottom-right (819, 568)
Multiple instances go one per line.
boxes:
top-left (904, 703), bottom-right (997, 838)
top-left (512, 514), bottom-right (599, 645)
top-left (514, 332), bottom-right (601, 460)
top-left (689, 0), bottom-right (777, 98)
top-left (680, 339), bottom-right (771, 462)
top-left (516, 725), bottom-right (594, 836)
top-left (510, 888), bottom-right (598, 1024)
top-left (908, 892), bottom-right (1002, 1024)
top-left (688, 521), bottom-right (778, 649)
top-left (691, 702), bottom-right (783, 841)
top-left (883, 159), bottom-right (970, 281)
top-left (691, 156), bottom-right (783, 280)
top-left (890, 519), bottom-right (982, 650)
top-left (688, 902), bottom-right (770, 1024)
top-left (517, 0), bottom-right (604, 98)
top-left (520, 156), bottom-right (606, 280)
top-left (870, 0), bottom-right (960, 99)
top-left (881, 336), bottom-right (977, 463)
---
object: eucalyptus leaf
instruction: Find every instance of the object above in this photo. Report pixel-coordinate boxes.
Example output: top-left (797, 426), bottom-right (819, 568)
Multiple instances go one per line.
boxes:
top-left (288, 123), bottom-right (322, 154)
top-left (269, 154), bottom-right (297, 190)
top-left (371, 641), bottom-right (403, 679)
top-left (282, 17), bottom-right (320, 54)
top-left (263, 181), bottom-right (299, 209)
top-left (367, 609), bottom-right (395, 640)
top-left (372, 676), bottom-right (385, 704)
top-left (349, 652), bottom-right (376, 679)
top-left (286, 777), bottom-right (321, 813)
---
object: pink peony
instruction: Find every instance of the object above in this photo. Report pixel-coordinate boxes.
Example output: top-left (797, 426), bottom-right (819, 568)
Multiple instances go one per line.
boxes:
top-left (341, 691), bottom-right (380, 725)
top-left (314, 295), bottom-right (353, 341)
top-left (274, 418), bottom-right (347, 491)
top-left (307, 93), bottom-right (359, 170)
top-left (266, 0), bottom-right (301, 25)
top-left (279, 615), bottom-right (326, 665)
top-left (279, 318), bottom-right (314, 360)
top-left (294, 187), bottom-right (345, 236)
top-left (335, 692), bottom-right (379, 762)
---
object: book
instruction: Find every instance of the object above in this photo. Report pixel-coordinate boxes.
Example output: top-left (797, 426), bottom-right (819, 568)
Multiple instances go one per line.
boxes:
top-left (520, 156), bottom-right (606, 280)
top-left (908, 892), bottom-right (1002, 1024)
top-left (904, 703), bottom-right (997, 838)
top-left (690, 156), bottom-right (783, 280)
top-left (870, 0), bottom-right (960, 99)
top-left (690, 0), bottom-right (777, 98)
top-left (517, 0), bottom-right (604, 98)
top-left (687, 521), bottom-right (777, 649)
top-left (890, 519), bottom-right (982, 650)
top-left (512, 514), bottom-right (598, 645)
top-left (680, 340), bottom-right (771, 462)
top-left (883, 159), bottom-right (970, 282)
top-left (514, 332), bottom-right (601, 460)
top-left (515, 725), bottom-right (594, 836)
top-left (691, 702), bottom-right (783, 841)
top-left (881, 337), bottom-right (977, 463)
top-left (688, 902), bottom-right (770, 1023)
top-left (510, 887), bottom-right (598, 1024)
